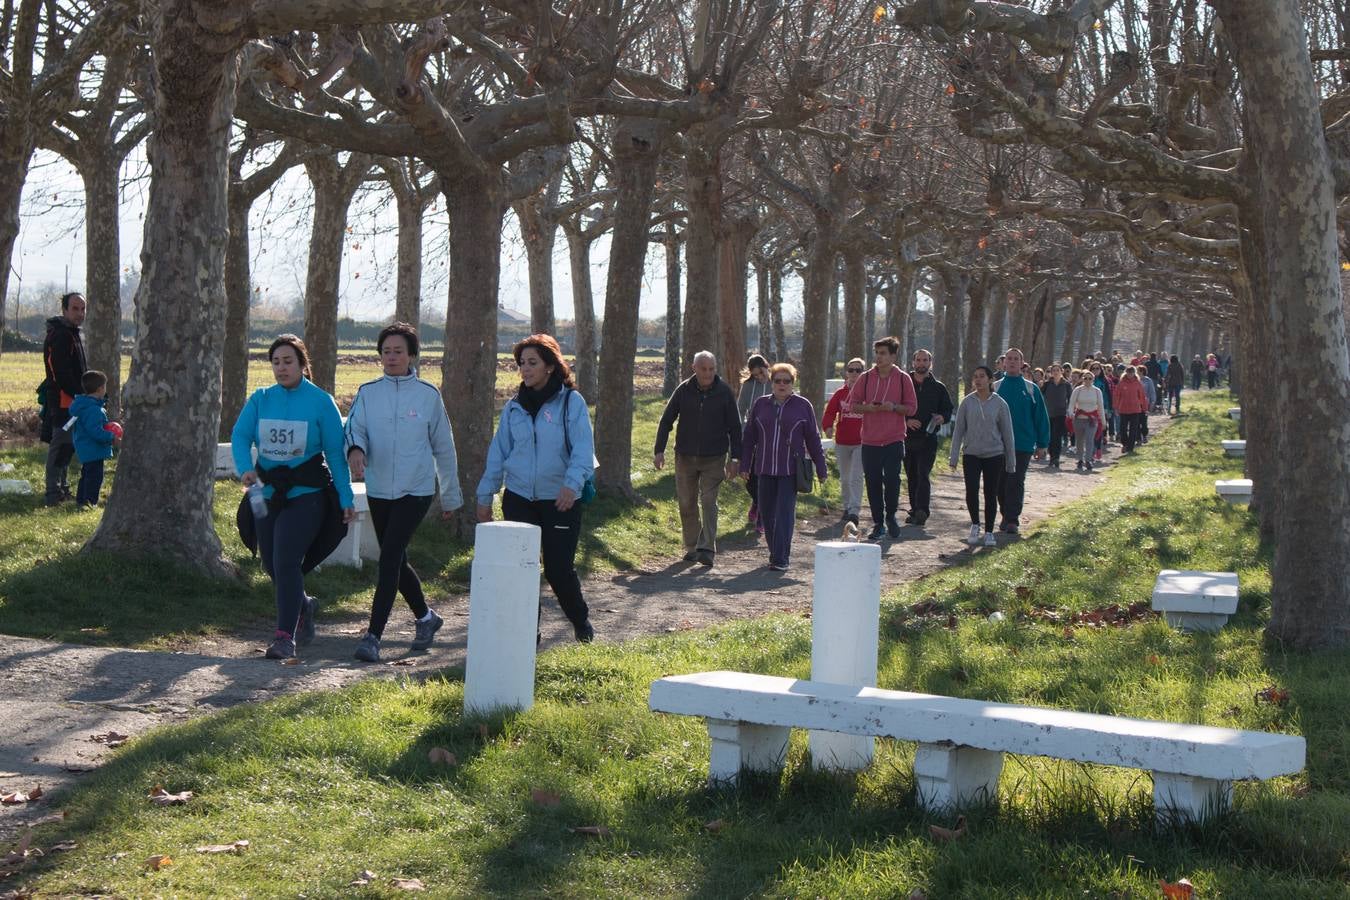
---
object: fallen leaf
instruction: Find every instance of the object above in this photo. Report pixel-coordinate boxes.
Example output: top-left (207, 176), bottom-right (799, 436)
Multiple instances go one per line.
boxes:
top-left (281, 657), bottom-right (302, 666)
top-left (569, 825), bottom-right (611, 838)
top-left (148, 785), bottom-right (194, 806)
top-left (391, 877), bottom-right (426, 891)
top-left (143, 854), bottom-right (173, 871)
top-left (1255, 686), bottom-right (1290, 706)
top-left (530, 788), bottom-right (561, 808)
top-left (30, 811), bottom-right (67, 826)
top-left (1, 786), bottom-right (41, 805)
top-left (194, 840), bottom-right (249, 855)
top-left (61, 763), bottom-right (95, 773)
top-left (48, 841), bottom-right (78, 852)
top-left (2, 829), bottom-right (34, 866)
top-left (427, 748), bottom-right (458, 766)
top-left (1159, 878), bottom-right (1194, 898)
top-left (90, 732), bottom-right (130, 747)
top-left (0, 772), bottom-right (21, 778)
top-left (703, 818), bottom-right (725, 833)
top-left (929, 815), bottom-right (967, 842)
top-left (350, 870), bottom-right (378, 886)
top-left (388, 658), bottom-right (418, 667)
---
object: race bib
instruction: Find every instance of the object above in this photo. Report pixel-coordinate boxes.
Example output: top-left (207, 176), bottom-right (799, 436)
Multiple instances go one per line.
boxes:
top-left (258, 418), bottom-right (309, 462)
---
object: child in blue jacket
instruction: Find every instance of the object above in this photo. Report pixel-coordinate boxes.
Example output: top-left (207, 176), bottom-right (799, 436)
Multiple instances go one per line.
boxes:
top-left (68, 370), bottom-right (118, 508)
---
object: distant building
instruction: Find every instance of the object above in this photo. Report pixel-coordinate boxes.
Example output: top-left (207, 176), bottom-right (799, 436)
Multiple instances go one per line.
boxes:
top-left (497, 304), bottom-right (529, 325)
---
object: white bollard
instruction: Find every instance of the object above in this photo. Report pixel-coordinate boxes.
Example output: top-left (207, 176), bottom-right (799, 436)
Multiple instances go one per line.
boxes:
top-left (809, 540), bottom-right (882, 771)
top-left (464, 521), bottom-right (542, 716)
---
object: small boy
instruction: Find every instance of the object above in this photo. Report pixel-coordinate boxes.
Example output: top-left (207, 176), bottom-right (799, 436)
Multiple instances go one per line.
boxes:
top-left (68, 370), bottom-right (118, 508)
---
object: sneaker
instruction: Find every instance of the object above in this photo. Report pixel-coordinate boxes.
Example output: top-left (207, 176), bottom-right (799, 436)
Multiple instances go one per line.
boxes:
top-left (887, 517), bottom-right (901, 540)
top-left (354, 632), bottom-right (381, 662)
top-left (682, 550), bottom-right (698, 562)
top-left (265, 633), bottom-right (295, 660)
top-left (410, 610), bottom-right (443, 650)
top-left (574, 620), bottom-right (595, 643)
top-left (868, 523), bottom-right (886, 542)
top-left (768, 562), bottom-right (789, 571)
top-left (982, 531), bottom-right (997, 547)
top-left (846, 513), bottom-right (859, 527)
top-left (904, 512), bottom-right (918, 525)
top-left (1085, 462), bottom-right (1094, 472)
top-left (913, 510), bottom-right (929, 526)
top-left (296, 596), bottom-right (318, 647)
top-left (966, 523), bottom-right (982, 545)
top-left (1076, 461), bottom-right (1083, 471)
top-left (695, 550), bottom-right (715, 567)
top-left (747, 504), bottom-right (758, 524)
top-left (1003, 522), bottom-right (1020, 535)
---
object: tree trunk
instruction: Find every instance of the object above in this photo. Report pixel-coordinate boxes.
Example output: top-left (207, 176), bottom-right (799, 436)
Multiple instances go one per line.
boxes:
top-left (222, 191), bottom-right (252, 441)
top-left (682, 143), bottom-right (721, 369)
top-left (937, 267), bottom-right (966, 390)
top-left (1140, 309), bottom-right (1154, 356)
top-left (390, 162), bottom-right (426, 328)
top-left (303, 153), bottom-right (369, 394)
top-left (717, 218), bottom-right (752, 390)
top-left (0, 122), bottom-right (35, 357)
top-left (888, 261), bottom-right (918, 348)
top-left (826, 277), bottom-right (840, 374)
top-left (596, 121), bottom-right (665, 497)
top-left (87, 2), bottom-right (236, 576)
top-left (1099, 306), bottom-right (1119, 355)
top-left (79, 149), bottom-right (123, 416)
top-left (514, 168), bottom-right (562, 335)
top-left (564, 224), bottom-right (598, 397)
top-left (842, 251), bottom-right (866, 365)
top-left (865, 280), bottom-right (879, 351)
top-left (662, 223), bottom-right (682, 396)
top-left (798, 227), bottom-right (835, 412)
top-left (441, 166), bottom-right (506, 537)
top-left (963, 274), bottom-right (988, 385)
top-left (1086, 309), bottom-right (1100, 358)
top-left (770, 266), bottom-right (787, 362)
top-left (1076, 306), bottom-right (1093, 363)
top-left (1218, 0), bottom-right (1350, 648)
top-left (1061, 296), bottom-right (1082, 364)
top-left (1026, 284), bottom-right (1055, 365)
top-left (985, 287), bottom-right (1006, 364)
top-left (755, 258), bottom-right (771, 356)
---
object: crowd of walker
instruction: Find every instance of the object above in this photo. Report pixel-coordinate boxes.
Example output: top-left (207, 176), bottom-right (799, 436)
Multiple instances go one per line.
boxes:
top-left (36, 290), bottom-right (1233, 662)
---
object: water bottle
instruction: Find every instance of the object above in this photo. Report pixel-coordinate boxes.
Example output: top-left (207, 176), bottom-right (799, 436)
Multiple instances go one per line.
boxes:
top-left (247, 482), bottom-right (268, 519)
top-left (926, 418), bottom-right (941, 435)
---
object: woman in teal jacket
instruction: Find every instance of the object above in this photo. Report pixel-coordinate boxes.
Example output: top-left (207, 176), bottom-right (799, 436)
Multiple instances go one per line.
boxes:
top-left (476, 334), bottom-right (595, 643)
top-left (232, 335), bottom-right (355, 660)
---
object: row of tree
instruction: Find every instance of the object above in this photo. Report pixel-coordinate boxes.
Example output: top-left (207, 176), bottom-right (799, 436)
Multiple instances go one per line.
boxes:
top-left (1, 0), bottom-right (1347, 649)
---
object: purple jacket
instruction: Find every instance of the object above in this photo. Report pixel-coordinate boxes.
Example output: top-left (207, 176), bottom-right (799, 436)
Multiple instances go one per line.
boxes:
top-left (741, 394), bottom-right (828, 481)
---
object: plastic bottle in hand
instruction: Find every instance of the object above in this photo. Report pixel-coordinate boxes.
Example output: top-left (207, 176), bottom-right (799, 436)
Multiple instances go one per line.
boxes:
top-left (247, 482), bottom-right (268, 519)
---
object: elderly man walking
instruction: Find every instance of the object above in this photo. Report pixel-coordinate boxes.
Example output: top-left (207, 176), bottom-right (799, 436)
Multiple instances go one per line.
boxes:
top-left (654, 351), bottom-right (742, 566)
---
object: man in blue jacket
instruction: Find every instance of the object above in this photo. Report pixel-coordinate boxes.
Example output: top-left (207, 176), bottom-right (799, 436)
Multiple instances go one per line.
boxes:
top-left (993, 348), bottom-right (1050, 534)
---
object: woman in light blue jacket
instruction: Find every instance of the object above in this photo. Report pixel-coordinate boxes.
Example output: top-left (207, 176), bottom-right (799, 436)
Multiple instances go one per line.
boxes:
top-left (345, 323), bottom-right (462, 662)
top-left (476, 334), bottom-right (596, 643)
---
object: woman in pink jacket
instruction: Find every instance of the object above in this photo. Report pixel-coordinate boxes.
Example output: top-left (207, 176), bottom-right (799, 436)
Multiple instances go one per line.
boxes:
top-left (1112, 366), bottom-right (1149, 454)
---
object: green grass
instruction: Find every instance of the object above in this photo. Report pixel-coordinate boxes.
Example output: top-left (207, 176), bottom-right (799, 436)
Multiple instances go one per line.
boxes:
top-left (0, 395), bottom-right (839, 647)
top-left (6, 392), bottom-right (1348, 897)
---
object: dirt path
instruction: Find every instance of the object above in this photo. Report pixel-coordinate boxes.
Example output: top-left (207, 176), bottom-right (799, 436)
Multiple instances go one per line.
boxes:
top-left (0, 417), bottom-right (1165, 839)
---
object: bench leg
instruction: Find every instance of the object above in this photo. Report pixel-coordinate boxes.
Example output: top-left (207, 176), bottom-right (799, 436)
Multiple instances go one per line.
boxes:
top-left (809, 731), bottom-right (874, 772)
top-left (1161, 611), bottom-right (1230, 633)
top-left (1152, 772), bottom-right (1232, 825)
top-left (705, 719), bottom-right (790, 785)
top-left (913, 743), bottom-right (1003, 811)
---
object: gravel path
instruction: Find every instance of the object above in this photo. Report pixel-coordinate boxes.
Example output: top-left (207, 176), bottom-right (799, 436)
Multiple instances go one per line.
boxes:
top-left (0, 420), bottom-right (1163, 839)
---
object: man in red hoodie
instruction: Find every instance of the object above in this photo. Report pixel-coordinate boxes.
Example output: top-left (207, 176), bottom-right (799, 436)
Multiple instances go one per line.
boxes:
top-left (846, 336), bottom-right (917, 541)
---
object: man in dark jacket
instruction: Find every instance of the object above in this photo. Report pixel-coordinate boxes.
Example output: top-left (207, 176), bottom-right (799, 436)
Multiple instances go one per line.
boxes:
top-left (654, 351), bottom-right (742, 565)
top-left (42, 292), bottom-right (88, 506)
top-left (903, 348), bottom-right (953, 526)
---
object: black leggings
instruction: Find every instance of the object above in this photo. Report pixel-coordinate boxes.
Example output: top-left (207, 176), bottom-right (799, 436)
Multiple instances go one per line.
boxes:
top-left (367, 494), bottom-right (433, 637)
top-left (502, 490), bottom-right (589, 628)
top-left (256, 490), bottom-right (326, 636)
top-left (963, 454), bottom-right (1003, 533)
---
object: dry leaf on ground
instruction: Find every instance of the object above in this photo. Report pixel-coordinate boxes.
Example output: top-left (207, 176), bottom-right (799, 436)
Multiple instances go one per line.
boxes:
top-left (48, 841), bottom-right (77, 852)
top-left (929, 815), bottom-right (967, 842)
top-left (148, 785), bottom-right (194, 806)
top-left (569, 825), bottom-right (611, 838)
top-left (30, 812), bottom-right (66, 826)
top-left (143, 854), bottom-right (173, 871)
top-left (427, 748), bottom-right (458, 766)
top-left (702, 819), bottom-right (725, 833)
top-left (61, 763), bottom-right (94, 773)
top-left (194, 840), bottom-right (249, 855)
top-left (2, 830), bottom-right (34, 866)
top-left (388, 658), bottom-right (418, 667)
top-left (1, 786), bottom-right (41, 805)
top-left (349, 870), bottom-right (377, 886)
top-left (391, 877), bottom-right (426, 891)
top-left (530, 788), bottom-right (561, 808)
top-left (1159, 877), bottom-right (1194, 898)
top-left (89, 732), bottom-right (129, 747)
top-left (1255, 686), bottom-right (1290, 706)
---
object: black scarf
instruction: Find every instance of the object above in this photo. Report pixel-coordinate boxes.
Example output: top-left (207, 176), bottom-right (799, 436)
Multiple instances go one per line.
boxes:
top-left (517, 372), bottom-right (564, 417)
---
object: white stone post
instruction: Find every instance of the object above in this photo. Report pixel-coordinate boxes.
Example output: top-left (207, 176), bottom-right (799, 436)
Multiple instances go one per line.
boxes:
top-left (809, 540), bottom-right (882, 770)
top-left (464, 521), bottom-right (542, 716)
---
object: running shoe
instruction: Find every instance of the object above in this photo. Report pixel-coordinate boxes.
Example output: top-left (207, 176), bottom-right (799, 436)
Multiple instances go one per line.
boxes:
top-left (411, 610), bottom-right (443, 650)
top-left (574, 620), bottom-right (595, 643)
top-left (868, 523), bottom-right (886, 542)
top-left (354, 632), bottom-right (381, 662)
top-left (966, 523), bottom-right (982, 545)
top-left (887, 517), bottom-right (901, 540)
top-left (265, 633), bottom-right (295, 660)
top-left (982, 532), bottom-right (997, 547)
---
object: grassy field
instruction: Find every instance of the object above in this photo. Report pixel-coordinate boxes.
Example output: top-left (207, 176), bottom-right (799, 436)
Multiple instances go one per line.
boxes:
top-left (0, 396), bottom-right (841, 647)
top-left (4, 392), bottom-right (1346, 897)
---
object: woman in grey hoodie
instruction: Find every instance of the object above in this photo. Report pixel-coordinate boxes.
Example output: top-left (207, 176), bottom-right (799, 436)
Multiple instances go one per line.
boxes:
top-left (948, 365), bottom-right (1016, 547)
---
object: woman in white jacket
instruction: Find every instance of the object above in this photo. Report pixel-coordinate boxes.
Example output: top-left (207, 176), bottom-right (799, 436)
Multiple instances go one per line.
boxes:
top-left (1068, 372), bottom-right (1106, 473)
top-left (345, 323), bottom-right (462, 662)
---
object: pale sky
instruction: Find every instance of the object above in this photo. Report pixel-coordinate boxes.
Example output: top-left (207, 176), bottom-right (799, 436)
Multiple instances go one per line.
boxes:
top-left (13, 147), bottom-right (809, 325)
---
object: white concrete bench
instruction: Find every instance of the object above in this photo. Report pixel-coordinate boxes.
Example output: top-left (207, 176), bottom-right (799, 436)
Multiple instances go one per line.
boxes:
top-left (1221, 440), bottom-right (1246, 458)
top-left (1215, 479), bottom-right (1253, 504)
top-left (1228, 407), bottom-right (1241, 421)
top-left (1152, 570), bottom-right (1239, 632)
top-left (649, 670), bottom-right (1304, 824)
top-left (0, 479), bottom-right (33, 495)
top-left (317, 483), bottom-right (379, 568)
top-left (215, 444), bottom-right (257, 479)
